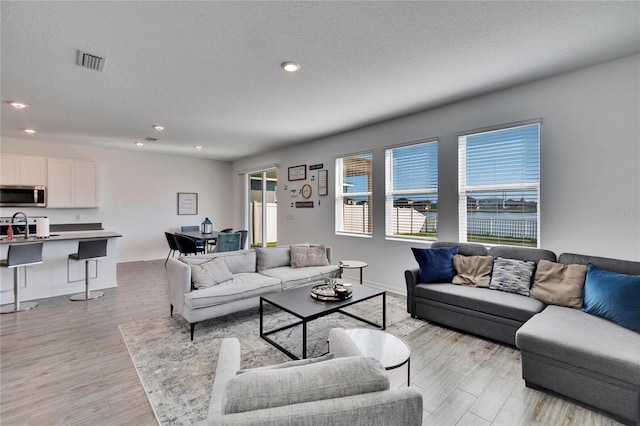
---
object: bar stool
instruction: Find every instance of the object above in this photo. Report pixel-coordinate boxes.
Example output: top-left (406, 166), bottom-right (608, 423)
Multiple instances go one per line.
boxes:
top-left (68, 239), bottom-right (108, 301)
top-left (0, 242), bottom-right (44, 314)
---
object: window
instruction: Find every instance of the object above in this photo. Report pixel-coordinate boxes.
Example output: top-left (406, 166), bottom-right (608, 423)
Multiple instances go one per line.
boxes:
top-left (458, 122), bottom-right (540, 247)
top-left (335, 152), bottom-right (373, 236)
top-left (385, 140), bottom-right (438, 240)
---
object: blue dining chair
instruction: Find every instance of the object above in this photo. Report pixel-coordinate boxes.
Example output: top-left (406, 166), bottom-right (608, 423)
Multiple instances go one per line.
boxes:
top-left (214, 232), bottom-right (241, 252)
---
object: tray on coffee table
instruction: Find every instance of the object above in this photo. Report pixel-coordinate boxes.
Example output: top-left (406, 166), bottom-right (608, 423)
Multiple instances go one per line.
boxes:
top-left (310, 284), bottom-right (352, 301)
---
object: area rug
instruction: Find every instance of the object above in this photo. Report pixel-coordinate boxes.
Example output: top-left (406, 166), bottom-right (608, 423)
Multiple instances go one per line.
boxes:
top-left (119, 293), bottom-right (424, 425)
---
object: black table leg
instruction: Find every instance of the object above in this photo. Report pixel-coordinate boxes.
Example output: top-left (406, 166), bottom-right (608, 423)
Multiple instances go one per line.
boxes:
top-left (382, 292), bottom-right (386, 330)
top-left (302, 320), bottom-right (307, 359)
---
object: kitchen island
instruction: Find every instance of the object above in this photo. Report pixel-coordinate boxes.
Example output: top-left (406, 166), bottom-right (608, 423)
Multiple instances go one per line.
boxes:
top-left (0, 231), bottom-right (121, 304)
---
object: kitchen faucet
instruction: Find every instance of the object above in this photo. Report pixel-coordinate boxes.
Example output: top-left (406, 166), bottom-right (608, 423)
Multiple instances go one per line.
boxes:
top-left (11, 212), bottom-right (29, 239)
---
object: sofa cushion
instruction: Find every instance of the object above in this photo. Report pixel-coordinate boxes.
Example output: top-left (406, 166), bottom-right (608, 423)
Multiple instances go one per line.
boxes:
top-left (452, 255), bottom-right (493, 287)
top-left (530, 259), bottom-right (587, 308)
top-left (185, 273), bottom-right (281, 309)
top-left (256, 247), bottom-right (291, 272)
top-left (415, 283), bottom-right (545, 322)
top-left (190, 257), bottom-right (234, 289)
top-left (290, 245), bottom-right (330, 268)
top-left (581, 263), bottom-right (640, 333)
top-left (179, 251), bottom-right (257, 274)
top-left (412, 246), bottom-right (458, 283)
top-left (489, 257), bottom-right (535, 296)
top-left (222, 356), bottom-right (389, 414)
top-left (516, 305), bottom-right (640, 384)
top-left (237, 353), bottom-right (335, 374)
top-left (488, 246), bottom-right (556, 263)
top-left (260, 265), bottom-right (340, 290)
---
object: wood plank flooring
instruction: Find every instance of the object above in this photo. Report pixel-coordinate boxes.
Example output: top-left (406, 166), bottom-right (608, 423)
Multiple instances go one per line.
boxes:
top-left (0, 259), bottom-right (623, 425)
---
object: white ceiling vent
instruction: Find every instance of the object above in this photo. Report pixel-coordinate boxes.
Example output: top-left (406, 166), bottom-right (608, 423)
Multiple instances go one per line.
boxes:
top-left (144, 137), bottom-right (157, 142)
top-left (76, 50), bottom-right (106, 72)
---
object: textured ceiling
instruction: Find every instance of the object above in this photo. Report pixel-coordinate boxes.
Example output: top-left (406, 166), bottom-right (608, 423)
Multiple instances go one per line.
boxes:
top-left (1, 1), bottom-right (639, 161)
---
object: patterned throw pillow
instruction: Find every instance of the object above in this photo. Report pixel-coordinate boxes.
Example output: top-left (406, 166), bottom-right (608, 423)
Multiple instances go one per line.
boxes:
top-left (290, 245), bottom-right (330, 268)
top-left (489, 257), bottom-right (536, 296)
top-left (190, 257), bottom-right (234, 289)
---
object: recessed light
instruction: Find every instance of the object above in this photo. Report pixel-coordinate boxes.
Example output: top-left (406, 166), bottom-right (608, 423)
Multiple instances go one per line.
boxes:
top-left (153, 125), bottom-right (164, 131)
top-left (194, 145), bottom-right (203, 150)
top-left (281, 61), bottom-right (300, 73)
top-left (8, 101), bottom-right (28, 109)
top-left (135, 142), bottom-right (144, 147)
top-left (24, 129), bottom-right (36, 134)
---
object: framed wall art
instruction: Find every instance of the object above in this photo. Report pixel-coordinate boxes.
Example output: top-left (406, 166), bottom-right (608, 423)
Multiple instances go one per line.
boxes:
top-left (177, 192), bottom-right (198, 215)
top-left (288, 164), bottom-right (307, 181)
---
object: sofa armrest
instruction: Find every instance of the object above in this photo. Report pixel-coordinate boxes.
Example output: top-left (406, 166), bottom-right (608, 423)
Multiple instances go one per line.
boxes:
top-left (214, 388), bottom-right (423, 426)
top-left (404, 268), bottom-right (420, 316)
top-left (328, 328), bottom-right (364, 357)
top-left (208, 338), bottom-right (241, 421)
top-left (167, 257), bottom-right (192, 315)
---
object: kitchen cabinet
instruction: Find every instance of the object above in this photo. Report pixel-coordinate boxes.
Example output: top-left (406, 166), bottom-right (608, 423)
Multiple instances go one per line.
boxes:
top-left (0, 154), bottom-right (47, 186)
top-left (47, 158), bottom-right (99, 208)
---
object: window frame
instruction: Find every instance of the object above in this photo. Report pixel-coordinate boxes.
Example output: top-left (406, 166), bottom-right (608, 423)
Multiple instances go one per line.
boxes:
top-left (384, 138), bottom-right (439, 242)
top-left (458, 121), bottom-right (541, 248)
top-left (335, 151), bottom-right (373, 237)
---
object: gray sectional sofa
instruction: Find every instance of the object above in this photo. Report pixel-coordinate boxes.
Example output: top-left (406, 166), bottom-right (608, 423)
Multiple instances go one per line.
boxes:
top-left (167, 244), bottom-right (339, 340)
top-left (405, 242), bottom-right (640, 425)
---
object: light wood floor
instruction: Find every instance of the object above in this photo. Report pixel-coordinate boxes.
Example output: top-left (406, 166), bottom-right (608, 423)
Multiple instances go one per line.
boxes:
top-left (0, 259), bottom-right (623, 425)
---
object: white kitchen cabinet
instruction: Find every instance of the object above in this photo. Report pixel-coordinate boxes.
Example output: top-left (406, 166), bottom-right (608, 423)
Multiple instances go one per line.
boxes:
top-left (47, 158), bottom-right (99, 208)
top-left (0, 154), bottom-right (47, 186)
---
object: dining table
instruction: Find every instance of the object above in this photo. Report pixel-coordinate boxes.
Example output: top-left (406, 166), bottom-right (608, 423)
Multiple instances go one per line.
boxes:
top-left (176, 230), bottom-right (219, 253)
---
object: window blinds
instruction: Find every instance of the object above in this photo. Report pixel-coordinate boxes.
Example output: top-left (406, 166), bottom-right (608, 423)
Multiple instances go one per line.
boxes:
top-left (335, 152), bottom-right (373, 235)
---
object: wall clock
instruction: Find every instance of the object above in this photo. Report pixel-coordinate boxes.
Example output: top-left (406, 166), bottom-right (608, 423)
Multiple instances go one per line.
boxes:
top-left (301, 184), bottom-right (312, 199)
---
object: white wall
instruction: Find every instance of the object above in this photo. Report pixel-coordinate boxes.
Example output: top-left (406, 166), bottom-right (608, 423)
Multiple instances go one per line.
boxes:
top-left (232, 54), bottom-right (640, 294)
top-left (0, 139), bottom-right (233, 262)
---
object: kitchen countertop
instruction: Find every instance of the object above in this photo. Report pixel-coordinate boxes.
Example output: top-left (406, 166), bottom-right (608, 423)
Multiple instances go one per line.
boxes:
top-left (0, 231), bottom-right (122, 245)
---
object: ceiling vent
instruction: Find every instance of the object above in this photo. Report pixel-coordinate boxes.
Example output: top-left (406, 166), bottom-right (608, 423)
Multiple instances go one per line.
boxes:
top-left (76, 50), bottom-right (106, 72)
top-left (144, 137), bottom-right (158, 142)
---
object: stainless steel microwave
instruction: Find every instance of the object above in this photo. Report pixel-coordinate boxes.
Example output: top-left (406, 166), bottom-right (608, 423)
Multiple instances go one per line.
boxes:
top-left (0, 185), bottom-right (47, 207)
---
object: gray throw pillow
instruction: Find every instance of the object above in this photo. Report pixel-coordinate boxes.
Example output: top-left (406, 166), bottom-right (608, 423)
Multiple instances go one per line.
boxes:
top-left (190, 257), bottom-right (234, 289)
top-left (290, 245), bottom-right (330, 268)
top-left (256, 247), bottom-right (291, 272)
top-left (489, 257), bottom-right (535, 296)
top-left (223, 356), bottom-right (389, 414)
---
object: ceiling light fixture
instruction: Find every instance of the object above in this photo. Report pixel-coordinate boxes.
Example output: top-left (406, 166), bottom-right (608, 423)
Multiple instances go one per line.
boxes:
top-left (153, 125), bottom-right (164, 131)
top-left (135, 142), bottom-right (144, 147)
top-left (24, 129), bottom-right (36, 134)
top-left (8, 101), bottom-right (28, 109)
top-left (194, 145), bottom-right (203, 150)
top-left (281, 61), bottom-right (300, 73)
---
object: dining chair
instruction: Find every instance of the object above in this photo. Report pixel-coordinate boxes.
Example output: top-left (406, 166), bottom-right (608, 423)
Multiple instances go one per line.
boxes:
top-left (180, 226), bottom-right (206, 252)
top-left (214, 232), bottom-right (241, 252)
top-left (165, 232), bottom-right (180, 265)
top-left (207, 227), bottom-right (233, 251)
top-left (174, 234), bottom-right (205, 256)
top-left (237, 230), bottom-right (248, 250)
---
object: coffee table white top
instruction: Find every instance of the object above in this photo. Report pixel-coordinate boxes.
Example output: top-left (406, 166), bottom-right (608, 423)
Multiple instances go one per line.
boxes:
top-left (339, 260), bottom-right (368, 268)
top-left (344, 328), bottom-right (410, 370)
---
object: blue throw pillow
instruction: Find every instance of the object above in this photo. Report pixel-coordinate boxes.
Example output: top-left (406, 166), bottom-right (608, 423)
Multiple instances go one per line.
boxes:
top-left (411, 246), bottom-right (459, 283)
top-left (581, 263), bottom-right (640, 333)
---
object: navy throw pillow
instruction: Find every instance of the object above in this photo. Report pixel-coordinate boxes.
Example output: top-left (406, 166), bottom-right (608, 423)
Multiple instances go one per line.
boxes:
top-left (411, 246), bottom-right (459, 283)
top-left (581, 263), bottom-right (640, 333)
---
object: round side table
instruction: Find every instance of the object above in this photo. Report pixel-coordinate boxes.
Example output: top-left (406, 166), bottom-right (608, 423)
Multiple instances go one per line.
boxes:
top-left (344, 328), bottom-right (411, 386)
top-left (339, 260), bottom-right (368, 284)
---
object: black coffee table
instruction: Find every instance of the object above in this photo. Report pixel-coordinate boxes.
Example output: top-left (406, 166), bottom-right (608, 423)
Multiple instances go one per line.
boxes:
top-left (260, 283), bottom-right (386, 359)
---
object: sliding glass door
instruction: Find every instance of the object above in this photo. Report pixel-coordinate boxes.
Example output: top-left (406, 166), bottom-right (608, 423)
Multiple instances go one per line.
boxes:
top-left (248, 169), bottom-right (277, 247)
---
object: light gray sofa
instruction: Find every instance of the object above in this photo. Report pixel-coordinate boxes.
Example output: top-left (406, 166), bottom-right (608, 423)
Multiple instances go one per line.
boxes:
top-left (405, 242), bottom-right (640, 425)
top-left (167, 244), bottom-right (339, 340)
top-left (207, 328), bottom-right (423, 425)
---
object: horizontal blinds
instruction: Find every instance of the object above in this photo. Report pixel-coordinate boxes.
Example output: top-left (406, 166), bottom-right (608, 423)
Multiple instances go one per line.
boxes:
top-left (336, 152), bottom-right (373, 235)
top-left (386, 141), bottom-right (438, 239)
top-left (459, 123), bottom-right (540, 247)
